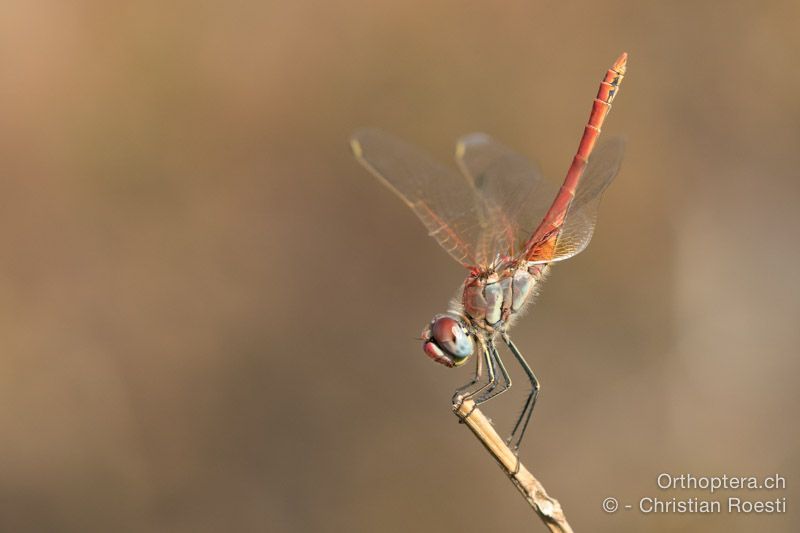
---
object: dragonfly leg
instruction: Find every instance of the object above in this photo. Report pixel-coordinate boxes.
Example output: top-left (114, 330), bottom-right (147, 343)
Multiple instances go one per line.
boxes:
top-left (474, 339), bottom-right (512, 405)
top-left (452, 337), bottom-right (495, 412)
top-left (502, 333), bottom-right (540, 451)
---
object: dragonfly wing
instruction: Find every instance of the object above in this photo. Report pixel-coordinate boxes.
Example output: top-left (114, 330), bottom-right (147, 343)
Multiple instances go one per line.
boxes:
top-left (454, 133), bottom-right (558, 262)
top-left (351, 128), bottom-right (485, 266)
top-left (526, 137), bottom-right (626, 263)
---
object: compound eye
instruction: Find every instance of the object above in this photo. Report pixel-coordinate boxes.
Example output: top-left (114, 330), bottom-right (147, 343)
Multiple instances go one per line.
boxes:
top-left (431, 316), bottom-right (473, 362)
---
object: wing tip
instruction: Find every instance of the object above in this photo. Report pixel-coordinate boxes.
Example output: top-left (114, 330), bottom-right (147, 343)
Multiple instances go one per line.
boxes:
top-left (455, 132), bottom-right (492, 158)
top-left (350, 127), bottom-right (385, 157)
top-left (350, 136), bottom-right (363, 158)
top-left (459, 132), bottom-right (491, 146)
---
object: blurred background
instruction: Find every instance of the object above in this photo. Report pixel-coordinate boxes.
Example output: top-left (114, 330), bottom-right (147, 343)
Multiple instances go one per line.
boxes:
top-left (0, 1), bottom-right (797, 532)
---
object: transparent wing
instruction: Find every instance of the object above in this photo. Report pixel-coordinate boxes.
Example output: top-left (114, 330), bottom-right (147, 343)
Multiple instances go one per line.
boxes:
top-left (525, 137), bottom-right (626, 263)
top-left (454, 133), bottom-right (558, 262)
top-left (351, 128), bottom-right (486, 266)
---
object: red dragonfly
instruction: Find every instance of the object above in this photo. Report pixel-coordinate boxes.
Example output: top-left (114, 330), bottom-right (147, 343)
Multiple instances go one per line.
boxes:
top-left (351, 54), bottom-right (627, 451)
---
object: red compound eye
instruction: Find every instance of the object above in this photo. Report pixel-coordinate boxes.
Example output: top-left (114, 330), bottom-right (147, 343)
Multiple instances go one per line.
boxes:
top-left (422, 315), bottom-right (474, 367)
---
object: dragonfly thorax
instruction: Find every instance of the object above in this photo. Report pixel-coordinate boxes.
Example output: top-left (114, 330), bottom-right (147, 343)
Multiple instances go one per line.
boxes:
top-left (462, 263), bottom-right (549, 332)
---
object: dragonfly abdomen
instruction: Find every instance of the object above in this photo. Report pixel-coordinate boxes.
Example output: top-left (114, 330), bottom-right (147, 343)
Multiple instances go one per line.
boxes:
top-left (461, 264), bottom-right (549, 330)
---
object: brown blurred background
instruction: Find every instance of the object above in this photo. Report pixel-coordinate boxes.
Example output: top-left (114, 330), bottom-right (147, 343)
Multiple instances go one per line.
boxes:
top-left (0, 1), bottom-right (798, 532)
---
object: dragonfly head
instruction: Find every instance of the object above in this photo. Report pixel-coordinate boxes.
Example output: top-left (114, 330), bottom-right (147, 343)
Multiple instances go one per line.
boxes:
top-left (422, 314), bottom-right (474, 368)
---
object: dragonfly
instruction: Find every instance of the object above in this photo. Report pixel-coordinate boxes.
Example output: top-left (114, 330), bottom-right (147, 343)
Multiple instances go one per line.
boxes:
top-left (351, 53), bottom-right (627, 452)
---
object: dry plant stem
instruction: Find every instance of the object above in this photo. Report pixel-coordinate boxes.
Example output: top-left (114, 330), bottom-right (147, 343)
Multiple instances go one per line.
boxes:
top-left (454, 399), bottom-right (574, 533)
